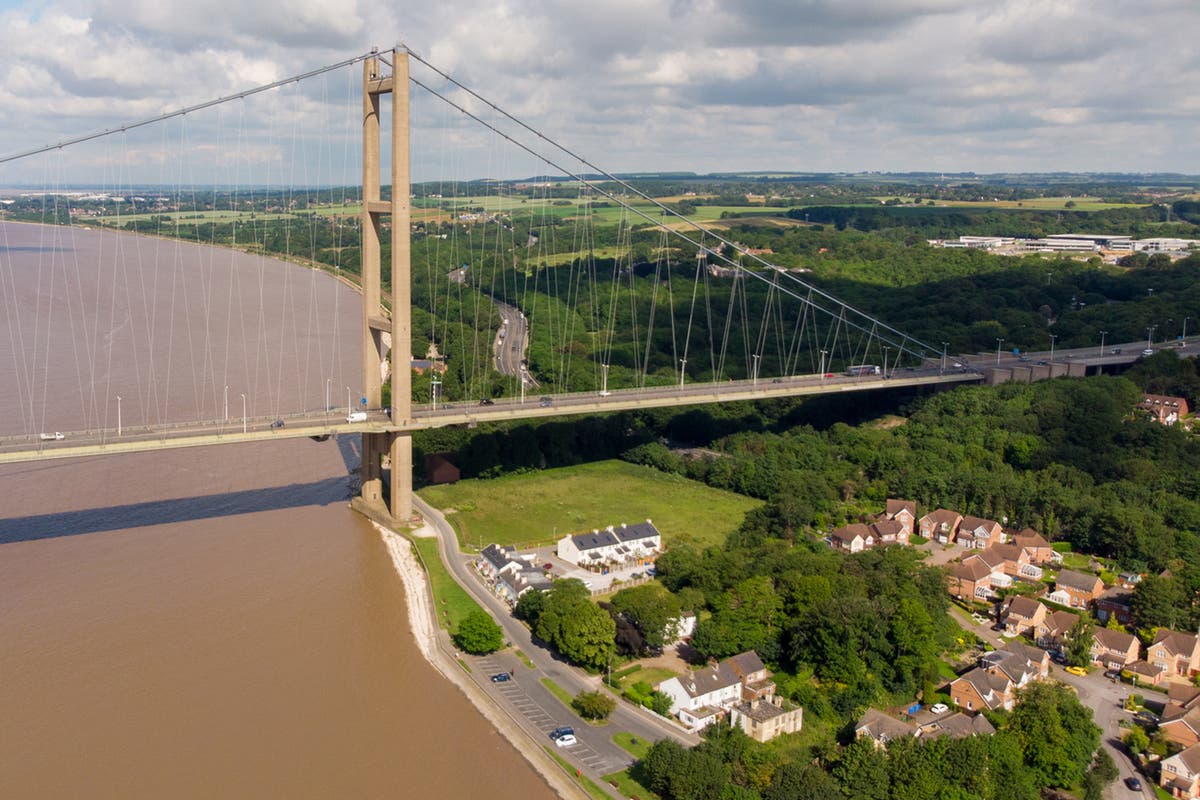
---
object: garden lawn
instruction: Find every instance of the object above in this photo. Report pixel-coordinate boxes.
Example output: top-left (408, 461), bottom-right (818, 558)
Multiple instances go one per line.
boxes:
top-left (419, 460), bottom-right (760, 551)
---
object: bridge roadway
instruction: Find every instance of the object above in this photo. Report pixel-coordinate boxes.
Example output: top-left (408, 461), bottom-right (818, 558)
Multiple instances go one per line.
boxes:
top-left (0, 366), bottom-right (982, 464)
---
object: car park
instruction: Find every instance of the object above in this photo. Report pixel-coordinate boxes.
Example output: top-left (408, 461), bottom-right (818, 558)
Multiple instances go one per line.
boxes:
top-left (930, 703), bottom-right (949, 714)
top-left (554, 733), bottom-right (577, 747)
top-left (490, 672), bottom-right (511, 683)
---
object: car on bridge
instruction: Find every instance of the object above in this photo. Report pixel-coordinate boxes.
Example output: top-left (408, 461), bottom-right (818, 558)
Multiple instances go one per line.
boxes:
top-left (539, 397), bottom-right (553, 407)
top-left (270, 419), bottom-right (285, 429)
top-left (1142, 348), bottom-right (1154, 356)
top-left (479, 398), bottom-right (494, 406)
top-left (39, 432), bottom-right (66, 441)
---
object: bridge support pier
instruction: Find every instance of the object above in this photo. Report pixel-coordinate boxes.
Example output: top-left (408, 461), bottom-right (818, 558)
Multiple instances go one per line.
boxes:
top-left (358, 431), bottom-right (413, 523)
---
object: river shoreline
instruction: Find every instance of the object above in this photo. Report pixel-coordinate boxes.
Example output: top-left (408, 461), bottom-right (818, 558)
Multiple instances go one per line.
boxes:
top-left (371, 518), bottom-right (584, 800)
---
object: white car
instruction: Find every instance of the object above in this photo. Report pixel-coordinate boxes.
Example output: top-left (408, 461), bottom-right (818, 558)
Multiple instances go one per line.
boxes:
top-left (929, 703), bottom-right (949, 714)
top-left (1142, 348), bottom-right (1154, 356)
top-left (554, 733), bottom-right (577, 747)
top-left (39, 432), bottom-right (65, 441)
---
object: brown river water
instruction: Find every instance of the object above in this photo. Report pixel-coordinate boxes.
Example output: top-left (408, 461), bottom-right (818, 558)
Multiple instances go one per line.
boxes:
top-left (0, 222), bottom-right (555, 799)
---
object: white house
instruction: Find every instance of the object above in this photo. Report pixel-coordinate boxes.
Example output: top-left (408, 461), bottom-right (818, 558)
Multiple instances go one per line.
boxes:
top-left (556, 520), bottom-right (661, 569)
top-left (656, 651), bottom-right (777, 732)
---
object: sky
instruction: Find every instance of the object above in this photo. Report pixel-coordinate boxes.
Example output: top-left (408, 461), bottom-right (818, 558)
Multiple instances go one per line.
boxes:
top-left (1, 0), bottom-right (1198, 185)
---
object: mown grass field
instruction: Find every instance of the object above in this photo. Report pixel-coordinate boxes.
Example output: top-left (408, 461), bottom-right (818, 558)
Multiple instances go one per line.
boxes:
top-left (418, 459), bottom-right (760, 552)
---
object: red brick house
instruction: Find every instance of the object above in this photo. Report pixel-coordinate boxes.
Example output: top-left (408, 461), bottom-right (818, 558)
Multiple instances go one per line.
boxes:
top-left (1001, 596), bottom-right (1047, 637)
top-left (1096, 586), bottom-right (1134, 626)
top-left (951, 558), bottom-right (999, 602)
top-left (1150, 630), bottom-right (1200, 679)
top-left (883, 499), bottom-right (917, 539)
top-left (1160, 743), bottom-right (1200, 797)
top-left (1011, 528), bottom-right (1056, 565)
top-left (919, 509), bottom-right (963, 544)
top-left (1053, 569), bottom-right (1104, 609)
top-left (1161, 686), bottom-right (1200, 748)
top-left (958, 515), bottom-right (1005, 549)
top-left (1036, 609), bottom-right (1081, 652)
top-left (1141, 393), bottom-right (1190, 425)
top-left (869, 518), bottom-right (907, 546)
top-left (1090, 627), bottom-right (1139, 669)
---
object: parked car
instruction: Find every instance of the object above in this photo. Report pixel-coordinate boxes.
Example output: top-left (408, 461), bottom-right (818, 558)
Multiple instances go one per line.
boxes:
top-left (490, 673), bottom-right (511, 683)
top-left (554, 733), bottom-right (577, 747)
top-left (542, 563), bottom-right (553, 571)
top-left (1050, 651), bottom-right (1067, 664)
top-left (1125, 776), bottom-right (1142, 791)
top-left (1065, 666), bottom-right (1088, 677)
top-left (549, 726), bottom-right (574, 741)
top-left (930, 703), bottom-right (949, 714)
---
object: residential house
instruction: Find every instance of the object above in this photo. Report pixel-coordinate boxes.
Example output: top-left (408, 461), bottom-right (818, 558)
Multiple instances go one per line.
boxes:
top-left (656, 651), bottom-right (778, 731)
top-left (919, 509), bottom-right (963, 544)
top-left (1011, 528), bottom-right (1056, 565)
top-left (882, 499), bottom-right (917, 539)
top-left (950, 558), bottom-right (1001, 602)
top-left (869, 518), bottom-right (906, 546)
top-left (1162, 686), bottom-right (1200, 748)
top-left (951, 668), bottom-right (1014, 712)
top-left (831, 523), bottom-right (874, 553)
top-left (1160, 743), bottom-right (1200, 798)
top-left (1149, 630), bottom-right (1200, 679)
top-left (1001, 596), bottom-right (1047, 637)
top-left (983, 543), bottom-right (1045, 581)
top-left (1096, 586), bottom-right (1134, 626)
top-left (855, 708), bottom-right (916, 747)
top-left (556, 521), bottom-right (661, 569)
top-left (1036, 609), bottom-right (1081, 652)
top-left (951, 642), bottom-right (1048, 713)
top-left (476, 543), bottom-right (525, 580)
top-left (729, 697), bottom-right (803, 742)
top-left (496, 568), bottom-right (552, 605)
top-left (958, 516), bottom-right (1005, 549)
top-left (1090, 627), bottom-right (1139, 669)
top-left (1141, 393), bottom-right (1190, 426)
top-left (1125, 659), bottom-right (1166, 687)
top-left (1053, 570), bottom-right (1105, 609)
top-left (917, 712), bottom-right (996, 740)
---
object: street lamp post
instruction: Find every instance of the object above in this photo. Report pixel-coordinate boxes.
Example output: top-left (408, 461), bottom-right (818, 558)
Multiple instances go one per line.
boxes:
top-left (1099, 330), bottom-right (1108, 359)
top-left (941, 343), bottom-right (948, 374)
top-left (325, 378), bottom-right (331, 412)
top-left (1183, 317), bottom-right (1190, 341)
top-left (882, 346), bottom-right (891, 378)
top-left (995, 338), bottom-right (1004, 367)
top-left (600, 363), bottom-right (610, 397)
top-left (751, 354), bottom-right (760, 386)
top-left (819, 349), bottom-right (828, 378)
top-left (224, 385), bottom-right (228, 422)
top-left (679, 358), bottom-right (687, 388)
top-left (346, 386), bottom-right (351, 417)
top-left (1049, 335), bottom-right (1057, 367)
top-left (117, 395), bottom-right (121, 437)
top-left (241, 393), bottom-right (247, 434)
top-left (1146, 326), bottom-right (1156, 350)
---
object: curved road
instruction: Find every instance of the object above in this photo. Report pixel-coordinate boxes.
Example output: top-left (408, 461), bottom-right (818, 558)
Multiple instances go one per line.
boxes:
top-left (413, 494), bottom-right (698, 782)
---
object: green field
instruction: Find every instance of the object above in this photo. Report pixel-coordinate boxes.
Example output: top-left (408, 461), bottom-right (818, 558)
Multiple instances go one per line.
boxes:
top-left (418, 459), bottom-right (761, 552)
top-left (409, 536), bottom-right (484, 630)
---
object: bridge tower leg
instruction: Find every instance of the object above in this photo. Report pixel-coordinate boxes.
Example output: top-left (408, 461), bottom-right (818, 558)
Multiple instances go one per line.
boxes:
top-left (359, 47), bottom-right (414, 523)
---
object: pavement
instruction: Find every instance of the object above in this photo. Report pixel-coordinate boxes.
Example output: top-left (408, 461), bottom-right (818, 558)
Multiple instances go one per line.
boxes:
top-left (413, 495), bottom-right (697, 787)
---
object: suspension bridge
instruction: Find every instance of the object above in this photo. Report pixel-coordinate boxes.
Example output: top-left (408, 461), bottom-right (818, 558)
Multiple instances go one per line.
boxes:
top-left (1, 46), bottom-right (998, 524)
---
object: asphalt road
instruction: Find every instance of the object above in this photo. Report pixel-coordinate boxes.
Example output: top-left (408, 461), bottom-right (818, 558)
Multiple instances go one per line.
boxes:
top-left (493, 300), bottom-right (537, 388)
top-left (413, 495), bottom-right (698, 781)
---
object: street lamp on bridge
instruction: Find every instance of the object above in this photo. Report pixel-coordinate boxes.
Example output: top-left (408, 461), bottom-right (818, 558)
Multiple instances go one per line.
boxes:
top-left (600, 363), bottom-right (610, 397)
top-left (1184, 317), bottom-right (1191, 341)
top-left (241, 393), bottom-right (247, 435)
top-left (819, 349), bottom-right (828, 378)
top-left (679, 358), bottom-right (687, 388)
top-left (224, 385), bottom-right (228, 422)
top-left (117, 396), bottom-right (121, 437)
top-left (1146, 326), bottom-right (1156, 350)
top-left (882, 346), bottom-right (891, 378)
top-left (751, 354), bottom-right (760, 386)
top-left (346, 386), bottom-right (352, 416)
top-left (1049, 334), bottom-right (1057, 366)
top-left (941, 343), bottom-right (948, 374)
top-left (1099, 331), bottom-right (1108, 358)
top-left (995, 338), bottom-right (1004, 367)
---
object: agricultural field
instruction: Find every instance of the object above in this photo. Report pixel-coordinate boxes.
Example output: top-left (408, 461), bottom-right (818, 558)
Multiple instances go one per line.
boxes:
top-left (873, 196), bottom-right (1147, 211)
top-left (417, 459), bottom-right (760, 552)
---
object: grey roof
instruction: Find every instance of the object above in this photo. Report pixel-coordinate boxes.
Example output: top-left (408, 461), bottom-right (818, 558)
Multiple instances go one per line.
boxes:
top-left (1056, 569), bottom-right (1103, 593)
top-left (956, 667), bottom-right (1011, 707)
top-left (571, 520), bottom-right (660, 552)
top-left (481, 543), bottom-right (517, 571)
top-left (856, 708), bottom-right (916, 742)
top-left (921, 711), bottom-right (996, 740)
top-left (732, 698), bottom-right (795, 723)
